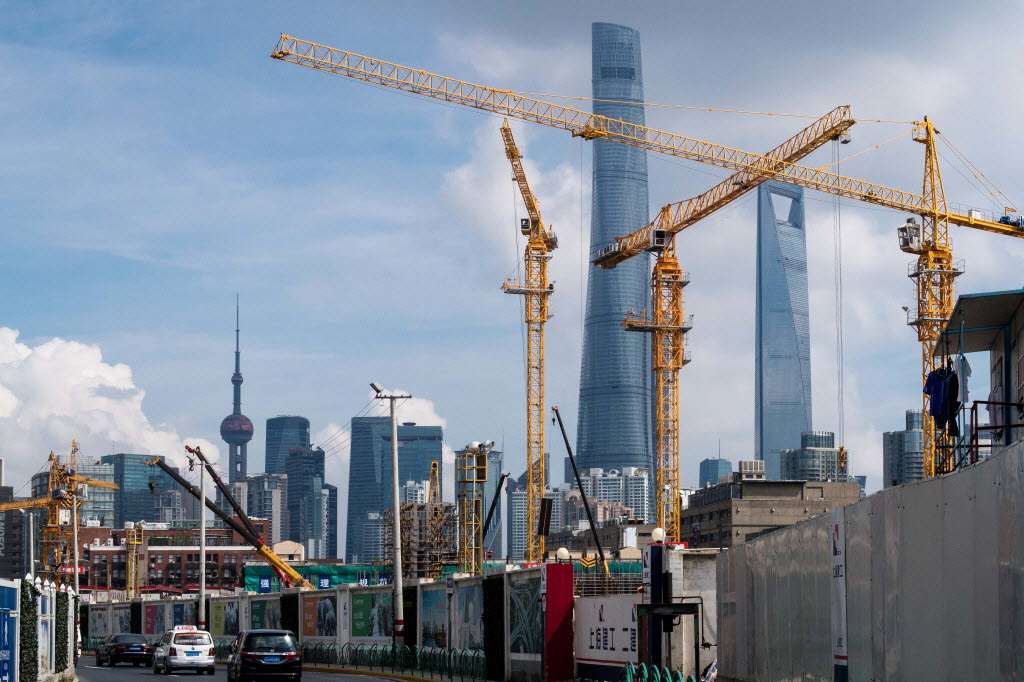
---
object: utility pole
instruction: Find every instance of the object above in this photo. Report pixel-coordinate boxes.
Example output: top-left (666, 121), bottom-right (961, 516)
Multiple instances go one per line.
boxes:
top-left (199, 463), bottom-right (207, 629)
top-left (20, 509), bottom-right (34, 578)
top-left (371, 382), bottom-right (411, 642)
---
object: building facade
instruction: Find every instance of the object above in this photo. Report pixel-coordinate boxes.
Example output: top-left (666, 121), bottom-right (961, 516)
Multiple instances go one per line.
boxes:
top-left (247, 473), bottom-right (288, 545)
top-left (778, 431), bottom-right (848, 482)
top-left (681, 479), bottom-right (861, 548)
top-left (882, 410), bottom-right (925, 487)
top-left (265, 416), bottom-right (310, 475)
top-left (756, 181), bottom-right (812, 479)
top-left (699, 458), bottom-right (732, 488)
top-left (576, 22), bottom-right (653, 475)
top-left (0, 485), bottom-right (24, 579)
top-left (345, 417), bottom-right (443, 563)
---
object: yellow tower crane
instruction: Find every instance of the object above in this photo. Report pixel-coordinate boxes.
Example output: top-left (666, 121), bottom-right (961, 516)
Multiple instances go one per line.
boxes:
top-left (270, 35), bottom-right (1024, 485)
top-left (499, 120), bottom-right (556, 562)
top-left (0, 443), bottom-right (119, 583)
top-left (456, 443), bottom-right (489, 575)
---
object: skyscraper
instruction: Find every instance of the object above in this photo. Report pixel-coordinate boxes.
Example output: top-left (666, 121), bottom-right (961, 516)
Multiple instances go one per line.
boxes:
top-left (247, 473), bottom-right (288, 545)
top-left (883, 410), bottom-right (924, 487)
top-left (100, 453), bottom-right (196, 527)
top-left (699, 458), bottom-right (732, 488)
top-left (265, 416), bottom-right (310, 475)
top-left (483, 448), bottom-right (504, 558)
top-left (286, 445), bottom-right (336, 559)
top-left (220, 299), bottom-right (254, 483)
top-left (576, 22), bottom-right (652, 474)
top-left (345, 417), bottom-right (443, 562)
top-left (755, 181), bottom-right (812, 479)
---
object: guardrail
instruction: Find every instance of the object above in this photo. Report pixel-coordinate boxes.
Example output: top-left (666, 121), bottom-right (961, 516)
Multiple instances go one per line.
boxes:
top-left (620, 662), bottom-right (701, 682)
top-left (301, 641), bottom-right (485, 681)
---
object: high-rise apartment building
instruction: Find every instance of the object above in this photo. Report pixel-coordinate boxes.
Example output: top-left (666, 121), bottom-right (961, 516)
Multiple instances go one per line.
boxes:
top-left (507, 486), bottom-right (527, 561)
top-left (699, 458), bottom-right (732, 488)
top-left (265, 416), bottom-right (310, 475)
top-left (247, 473), bottom-right (288, 545)
top-left (345, 417), bottom-right (443, 562)
top-left (778, 432), bottom-right (848, 482)
top-left (756, 181), bottom-right (812, 479)
top-left (577, 22), bottom-right (652, 475)
top-left (220, 300), bottom-right (254, 483)
top-left (285, 446), bottom-right (336, 559)
top-left (576, 467), bottom-right (650, 522)
top-left (883, 410), bottom-right (925, 487)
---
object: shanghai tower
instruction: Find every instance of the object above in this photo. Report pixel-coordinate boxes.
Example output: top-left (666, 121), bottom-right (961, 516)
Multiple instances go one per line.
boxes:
top-left (755, 181), bottom-right (812, 479)
top-left (576, 23), bottom-right (652, 474)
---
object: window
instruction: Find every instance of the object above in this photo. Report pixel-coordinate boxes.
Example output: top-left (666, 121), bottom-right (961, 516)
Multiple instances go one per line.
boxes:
top-left (243, 633), bottom-right (296, 653)
top-left (173, 632), bottom-right (212, 646)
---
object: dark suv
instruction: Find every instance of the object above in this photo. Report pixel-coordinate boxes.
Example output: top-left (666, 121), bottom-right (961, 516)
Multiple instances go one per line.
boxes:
top-left (95, 633), bottom-right (153, 667)
top-left (227, 630), bottom-right (301, 682)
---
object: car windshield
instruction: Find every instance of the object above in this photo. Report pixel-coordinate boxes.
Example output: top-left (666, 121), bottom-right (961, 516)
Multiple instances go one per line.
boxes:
top-left (115, 634), bottom-right (147, 644)
top-left (173, 633), bottom-right (212, 646)
top-left (244, 634), bottom-right (296, 653)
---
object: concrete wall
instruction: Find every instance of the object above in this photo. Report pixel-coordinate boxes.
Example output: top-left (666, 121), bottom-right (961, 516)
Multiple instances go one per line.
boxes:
top-left (665, 548), bottom-right (718, 676)
top-left (717, 444), bottom-right (1024, 681)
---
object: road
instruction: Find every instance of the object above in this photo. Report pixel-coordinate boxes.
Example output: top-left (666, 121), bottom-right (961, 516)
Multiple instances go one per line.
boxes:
top-left (77, 661), bottom-right (384, 682)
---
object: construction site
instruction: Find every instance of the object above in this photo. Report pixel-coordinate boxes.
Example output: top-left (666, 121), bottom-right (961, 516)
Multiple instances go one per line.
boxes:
top-left (3, 7), bottom-right (1024, 682)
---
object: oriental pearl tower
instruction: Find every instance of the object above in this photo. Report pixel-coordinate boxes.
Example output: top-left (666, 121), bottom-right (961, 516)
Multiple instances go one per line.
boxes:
top-left (220, 296), bottom-right (254, 483)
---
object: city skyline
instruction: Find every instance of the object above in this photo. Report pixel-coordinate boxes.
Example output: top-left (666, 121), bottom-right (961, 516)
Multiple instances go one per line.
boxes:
top-left (2, 3), bottom-right (1023, 503)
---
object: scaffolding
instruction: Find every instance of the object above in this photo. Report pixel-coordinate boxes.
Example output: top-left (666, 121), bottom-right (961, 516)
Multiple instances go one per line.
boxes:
top-left (457, 443), bottom-right (490, 575)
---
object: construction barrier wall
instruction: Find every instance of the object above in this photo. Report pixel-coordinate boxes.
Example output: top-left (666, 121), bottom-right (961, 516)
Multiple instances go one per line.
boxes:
top-left (717, 443), bottom-right (1024, 681)
top-left (82, 563), bottom-right (575, 681)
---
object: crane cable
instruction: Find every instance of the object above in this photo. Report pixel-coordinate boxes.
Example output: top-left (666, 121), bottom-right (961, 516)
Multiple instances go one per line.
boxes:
top-left (519, 91), bottom-right (916, 125)
top-left (937, 133), bottom-right (1018, 212)
top-left (832, 140), bottom-right (846, 447)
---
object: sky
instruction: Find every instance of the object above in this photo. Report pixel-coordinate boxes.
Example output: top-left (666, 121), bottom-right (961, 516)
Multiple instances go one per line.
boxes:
top-left (1, 2), bottom-right (1022, 549)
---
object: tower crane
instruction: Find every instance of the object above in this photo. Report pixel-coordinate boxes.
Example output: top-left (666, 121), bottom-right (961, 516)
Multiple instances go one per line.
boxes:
top-left (499, 120), bottom-right (556, 562)
top-left (0, 443), bottom-right (119, 583)
top-left (270, 35), bottom-right (1023, 493)
top-left (270, 34), bottom-right (853, 542)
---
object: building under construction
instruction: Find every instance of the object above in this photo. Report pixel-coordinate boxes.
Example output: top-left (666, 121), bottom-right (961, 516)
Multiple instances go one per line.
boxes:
top-left (383, 461), bottom-right (456, 579)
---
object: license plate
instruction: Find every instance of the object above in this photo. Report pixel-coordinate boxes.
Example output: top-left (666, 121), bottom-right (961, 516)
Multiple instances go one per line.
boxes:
top-left (263, 656), bottom-right (281, 663)
top-left (186, 651), bottom-right (200, 657)
top-left (130, 646), bottom-right (142, 651)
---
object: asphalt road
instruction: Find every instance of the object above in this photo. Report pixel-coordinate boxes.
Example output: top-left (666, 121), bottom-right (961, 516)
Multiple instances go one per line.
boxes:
top-left (77, 661), bottom-right (384, 682)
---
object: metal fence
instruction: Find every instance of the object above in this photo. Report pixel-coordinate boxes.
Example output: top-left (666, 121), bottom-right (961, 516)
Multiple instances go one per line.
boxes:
top-left (301, 641), bottom-right (486, 681)
top-left (574, 571), bottom-right (643, 597)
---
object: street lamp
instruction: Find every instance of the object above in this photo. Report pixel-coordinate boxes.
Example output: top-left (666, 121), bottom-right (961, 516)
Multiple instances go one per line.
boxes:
top-left (651, 527), bottom-right (666, 543)
top-left (371, 382), bottom-right (412, 642)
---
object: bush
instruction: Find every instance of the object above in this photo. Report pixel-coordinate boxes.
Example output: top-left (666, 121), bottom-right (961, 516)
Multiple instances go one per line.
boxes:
top-left (55, 592), bottom-right (69, 672)
top-left (20, 579), bottom-right (39, 682)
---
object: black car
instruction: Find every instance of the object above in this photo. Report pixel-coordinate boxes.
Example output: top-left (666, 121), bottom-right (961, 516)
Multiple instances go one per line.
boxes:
top-left (227, 630), bottom-right (301, 682)
top-left (95, 633), bottom-right (154, 667)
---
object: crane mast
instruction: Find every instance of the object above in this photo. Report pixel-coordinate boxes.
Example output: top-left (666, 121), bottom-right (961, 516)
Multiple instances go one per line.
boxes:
top-left (499, 120), bottom-right (555, 562)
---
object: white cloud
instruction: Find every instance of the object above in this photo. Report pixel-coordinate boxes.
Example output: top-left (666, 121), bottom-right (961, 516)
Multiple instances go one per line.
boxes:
top-left (0, 327), bottom-right (218, 491)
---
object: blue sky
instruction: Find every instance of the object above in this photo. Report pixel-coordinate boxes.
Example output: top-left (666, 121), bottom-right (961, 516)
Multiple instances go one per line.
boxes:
top-left (2, 1), bottom-right (1022, 528)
